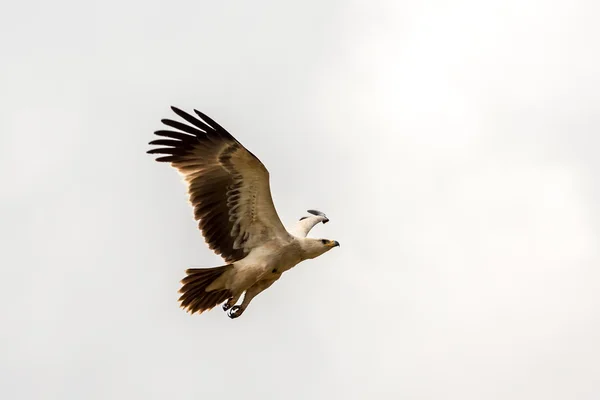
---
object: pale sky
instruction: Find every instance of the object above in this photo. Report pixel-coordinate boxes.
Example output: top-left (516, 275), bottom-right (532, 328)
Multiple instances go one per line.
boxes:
top-left (1, 0), bottom-right (599, 399)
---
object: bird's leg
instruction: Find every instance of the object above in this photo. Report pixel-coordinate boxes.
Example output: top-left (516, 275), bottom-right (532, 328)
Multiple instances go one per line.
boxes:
top-left (222, 293), bottom-right (242, 312)
top-left (228, 278), bottom-right (277, 319)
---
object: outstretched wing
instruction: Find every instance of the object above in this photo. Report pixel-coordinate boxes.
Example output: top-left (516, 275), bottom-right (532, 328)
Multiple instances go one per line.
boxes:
top-left (290, 210), bottom-right (329, 237)
top-left (148, 106), bottom-right (291, 262)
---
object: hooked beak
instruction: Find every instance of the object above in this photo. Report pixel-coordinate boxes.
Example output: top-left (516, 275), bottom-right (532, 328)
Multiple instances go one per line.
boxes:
top-left (333, 240), bottom-right (340, 247)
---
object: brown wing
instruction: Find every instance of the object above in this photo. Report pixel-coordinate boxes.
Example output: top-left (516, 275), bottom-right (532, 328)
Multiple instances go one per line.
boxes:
top-left (148, 106), bottom-right (291, 262)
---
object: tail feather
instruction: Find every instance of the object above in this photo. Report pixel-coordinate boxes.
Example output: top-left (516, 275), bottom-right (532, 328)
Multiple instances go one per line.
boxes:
top-left (180, 271), bottom-right (229, 307)
top-left (189, 291), bottom-right (228, 315)
top-left (180, 274), bottom-right (221, 295)
top-left (189, 291), bottom-right (229, 315)
top-left (179, 265), bottom-right (233, 315)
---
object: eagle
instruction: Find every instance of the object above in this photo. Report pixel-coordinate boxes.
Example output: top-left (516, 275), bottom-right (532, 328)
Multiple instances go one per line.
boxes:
top-left (147, 107), bottom-right (340, 319)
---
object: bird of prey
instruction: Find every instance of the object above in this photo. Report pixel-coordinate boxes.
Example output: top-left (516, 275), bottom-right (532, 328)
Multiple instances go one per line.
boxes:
top-left (147, 107), bottom-right (340, 319)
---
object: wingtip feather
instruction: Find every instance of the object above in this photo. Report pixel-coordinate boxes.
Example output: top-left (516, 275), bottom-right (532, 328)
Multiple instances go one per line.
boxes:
top-left (193, 109), bottom-right (218, 131)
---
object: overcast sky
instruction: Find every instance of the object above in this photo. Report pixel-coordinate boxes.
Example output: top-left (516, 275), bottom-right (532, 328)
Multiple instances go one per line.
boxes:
top-left (1, 0), bottom-right (599, 399)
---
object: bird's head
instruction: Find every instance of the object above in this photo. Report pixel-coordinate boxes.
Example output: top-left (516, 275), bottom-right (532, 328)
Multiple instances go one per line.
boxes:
top-left (300, 238), bottom-right (340, 260)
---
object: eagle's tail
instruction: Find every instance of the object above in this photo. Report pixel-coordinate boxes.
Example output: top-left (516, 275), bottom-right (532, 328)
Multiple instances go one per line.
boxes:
top-left (178, 265), bottom-right (233, 315)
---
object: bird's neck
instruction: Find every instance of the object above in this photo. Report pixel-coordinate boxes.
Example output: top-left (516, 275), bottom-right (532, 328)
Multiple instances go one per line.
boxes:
top-left (297, 237), bottom-right (322, 260)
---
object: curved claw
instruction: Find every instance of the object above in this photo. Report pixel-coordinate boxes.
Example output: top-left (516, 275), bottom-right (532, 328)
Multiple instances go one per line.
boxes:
top-left (228, 305), bottom-right (242, 319)
top-left (222, 301), bottom-right (232, 312)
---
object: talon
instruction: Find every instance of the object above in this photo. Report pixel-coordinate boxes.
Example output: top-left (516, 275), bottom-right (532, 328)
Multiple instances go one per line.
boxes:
top-left (228, 305), bottom-right (242, 319)
top-left (222, 300), bottom-right (232, 311)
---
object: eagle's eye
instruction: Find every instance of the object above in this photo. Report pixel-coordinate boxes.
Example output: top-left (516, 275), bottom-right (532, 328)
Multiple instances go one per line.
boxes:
top-left (321, 239), bottom-right (328, 245)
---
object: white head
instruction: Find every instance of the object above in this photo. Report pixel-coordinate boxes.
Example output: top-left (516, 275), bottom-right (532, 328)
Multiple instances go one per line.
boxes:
top-left (299, 237), bottom-right (340, 260)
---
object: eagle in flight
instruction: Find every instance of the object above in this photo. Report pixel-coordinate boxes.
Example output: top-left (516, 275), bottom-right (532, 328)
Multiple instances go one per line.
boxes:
top-left (148, 107), bottom-right (339, 319)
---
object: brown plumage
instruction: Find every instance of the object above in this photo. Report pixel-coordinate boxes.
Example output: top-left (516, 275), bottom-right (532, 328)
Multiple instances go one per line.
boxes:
top-left (178, 265), bottom-right (233, 314)
top-left (147, 106), bottom-right (290, 264)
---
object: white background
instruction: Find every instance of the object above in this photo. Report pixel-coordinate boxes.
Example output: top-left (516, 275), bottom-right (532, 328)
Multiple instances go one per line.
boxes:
top-left (1, 1), bottom-right (599, 399)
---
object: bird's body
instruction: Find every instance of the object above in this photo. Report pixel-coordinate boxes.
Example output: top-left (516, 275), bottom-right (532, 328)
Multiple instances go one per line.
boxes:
top-left (209, 239), bottom-right (299, 293)
top-left (148, 107), bottom-right (339, 319)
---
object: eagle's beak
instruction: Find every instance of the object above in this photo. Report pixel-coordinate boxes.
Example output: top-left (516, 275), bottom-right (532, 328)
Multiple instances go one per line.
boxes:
top-left (333, 240), bottom-right (340, 247)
